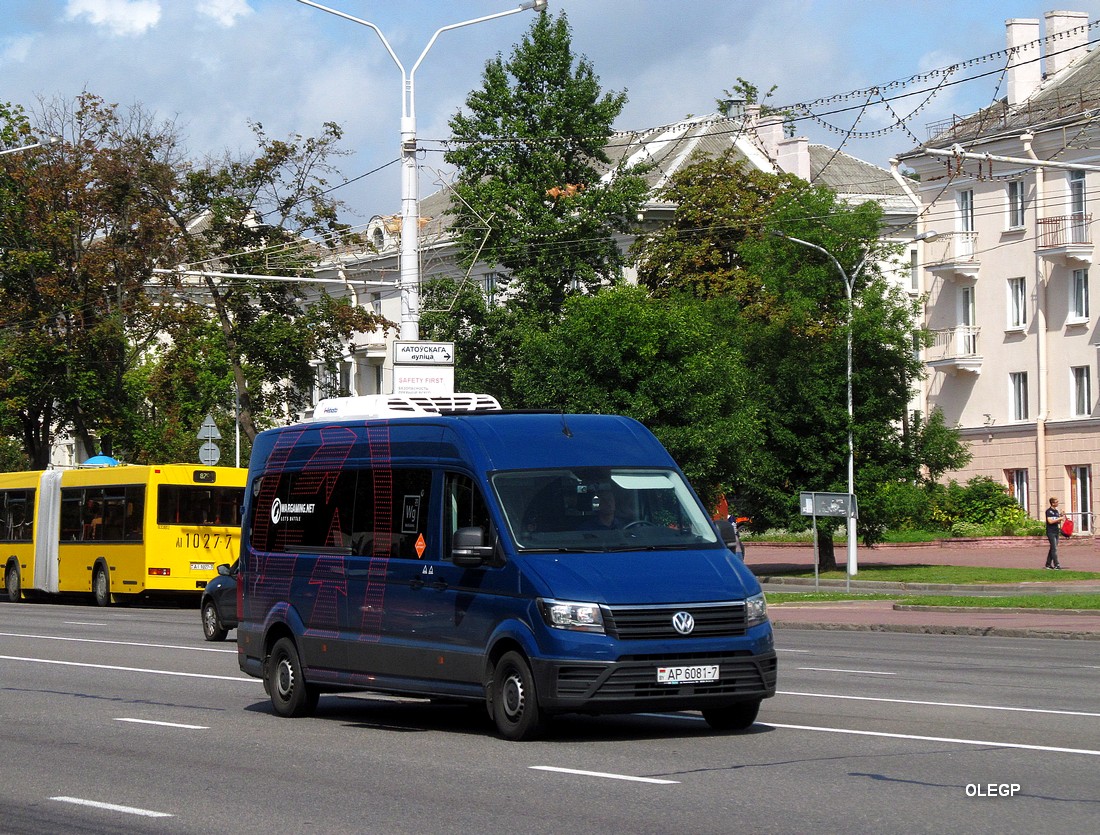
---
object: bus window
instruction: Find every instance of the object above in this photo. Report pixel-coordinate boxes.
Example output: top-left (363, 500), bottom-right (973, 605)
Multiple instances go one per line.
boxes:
top-left (0, 490), bottom-right (34, 542)
top-left (158, 485), bottom-right (245, 527)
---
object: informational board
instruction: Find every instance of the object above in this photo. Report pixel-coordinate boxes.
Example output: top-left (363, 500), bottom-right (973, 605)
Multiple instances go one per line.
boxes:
top-left (393, 341), bottom-right (456, 396)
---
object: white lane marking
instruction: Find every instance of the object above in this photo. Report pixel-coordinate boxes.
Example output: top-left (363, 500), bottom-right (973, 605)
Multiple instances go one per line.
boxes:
top-left (115, 718), bottom-right (209, 730)
top-left (64, 622), bottom-right (108, 626)
top-left (0, 655), bottom-right (253, 682)
top-left (51, 796), bottom-right (173, 818)
top-left (530, 766), bottom-right (678, 784)
top-left (766, 722), bottom-right (1100, 757)
top-left (797, 667), bottom-right (896, 676)
top-left (779, 690), bottom-right (1100, 718)
top-left (0, 631), bottom-right (235, 654)
top-left (776, 648), bottom-right (811, 653)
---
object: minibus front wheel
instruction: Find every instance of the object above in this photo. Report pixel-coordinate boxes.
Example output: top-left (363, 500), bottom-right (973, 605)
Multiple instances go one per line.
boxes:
top-left (267, 637), bottom-right (319, 718)
top-left (488, 651), bottom-right (544, 741)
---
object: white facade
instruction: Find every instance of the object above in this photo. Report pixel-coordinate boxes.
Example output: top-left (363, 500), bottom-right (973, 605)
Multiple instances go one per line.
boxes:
top-left (900, 10), bottom-right (1099, 529)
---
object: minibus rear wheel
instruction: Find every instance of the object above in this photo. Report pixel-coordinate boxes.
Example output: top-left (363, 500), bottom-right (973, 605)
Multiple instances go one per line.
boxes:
top-left (702, 699), bottom-right (761, 731)
top-left (268, 637), bottom-right (318, 718)
top-left (489, 651), bottom-right (544, 741)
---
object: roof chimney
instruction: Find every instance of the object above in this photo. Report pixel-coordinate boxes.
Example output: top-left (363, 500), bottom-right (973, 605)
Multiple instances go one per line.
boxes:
top-left (777, 136), bottom-right (810, 181)
top-left (756, 114), bottom-right (785, 161)
top-left (1044, 10), bottom-right (1089, 77)
top-left (1006, 18), bottom-right (1042, 106)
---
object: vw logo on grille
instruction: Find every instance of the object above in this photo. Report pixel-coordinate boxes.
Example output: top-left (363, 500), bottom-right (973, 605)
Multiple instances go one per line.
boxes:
top-left (671, 611), bottom-right (695, 635)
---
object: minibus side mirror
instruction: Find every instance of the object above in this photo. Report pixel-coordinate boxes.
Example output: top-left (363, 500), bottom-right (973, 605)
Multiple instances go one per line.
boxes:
top-left (452, 526), bottom-right (493, 567)
top-left (716, 519), bottom-right (740, 551)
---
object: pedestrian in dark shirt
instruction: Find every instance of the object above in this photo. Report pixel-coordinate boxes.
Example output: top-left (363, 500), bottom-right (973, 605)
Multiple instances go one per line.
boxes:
top-left (1044, 497), bottom-right (1064, 569)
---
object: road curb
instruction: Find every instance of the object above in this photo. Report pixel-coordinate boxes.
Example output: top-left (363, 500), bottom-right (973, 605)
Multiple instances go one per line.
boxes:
top-left (772, 621), bottom-right (1100, 640)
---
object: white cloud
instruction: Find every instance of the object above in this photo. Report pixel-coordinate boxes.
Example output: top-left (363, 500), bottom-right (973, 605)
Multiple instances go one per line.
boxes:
top-left (197, 0), bottom-right (253, 28)
top-left (64, 0), bottom-right (161, 37)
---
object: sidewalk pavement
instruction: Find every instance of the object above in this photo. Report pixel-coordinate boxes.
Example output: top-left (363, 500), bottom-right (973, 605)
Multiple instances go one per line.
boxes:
top-left (745, 537), bottom-right (1100, 640)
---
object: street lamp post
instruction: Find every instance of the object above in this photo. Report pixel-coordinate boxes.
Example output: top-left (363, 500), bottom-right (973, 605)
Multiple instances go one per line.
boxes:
top-left (772, 229), bottom-right (938, 581)
top-left (297, 0), bottom-right (547, 341)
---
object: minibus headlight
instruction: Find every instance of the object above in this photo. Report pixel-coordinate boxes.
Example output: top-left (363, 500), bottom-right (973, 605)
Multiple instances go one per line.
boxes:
top-left (537, 599), bottom-right (606, 634)
top-left (746, 592), bottom-right (768, 626)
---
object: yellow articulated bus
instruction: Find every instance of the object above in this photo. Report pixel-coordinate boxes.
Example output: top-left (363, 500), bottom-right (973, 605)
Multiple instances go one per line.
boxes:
top-left (0, 464), bottom-right (245, 606)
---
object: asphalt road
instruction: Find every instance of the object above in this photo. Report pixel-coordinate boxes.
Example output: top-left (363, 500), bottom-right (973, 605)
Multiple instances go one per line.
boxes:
top-left (1, 601), bottom-right (1097, 834)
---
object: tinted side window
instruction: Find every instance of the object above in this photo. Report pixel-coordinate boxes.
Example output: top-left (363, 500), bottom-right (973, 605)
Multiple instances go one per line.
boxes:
top-left (443, 473), bottom-right (491, 557)
top-left (251, 470), bottom-right (357, 553)
top-left (350, 468), bottom-right (432, 560)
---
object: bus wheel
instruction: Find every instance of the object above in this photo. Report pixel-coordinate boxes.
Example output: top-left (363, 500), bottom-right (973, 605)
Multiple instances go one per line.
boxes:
top-left (267, 637), bottom-right (318, 718)
top-left (488, 651), bottom-right (544, 741)
top-left (92, 566), bottom-right (111, 607)
top-left (5, 563), bottom-right (20, 603)
top-left (702, 699), bottom-right (761, 731)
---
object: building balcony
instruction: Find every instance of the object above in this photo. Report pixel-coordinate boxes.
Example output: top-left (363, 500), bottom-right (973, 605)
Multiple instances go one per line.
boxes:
top-left (1037, 214), bottom-right (1093, 266)
top-left (926, 326), bottom-right (982, 374)
top-left (924, 231), bottom-right (980, 280)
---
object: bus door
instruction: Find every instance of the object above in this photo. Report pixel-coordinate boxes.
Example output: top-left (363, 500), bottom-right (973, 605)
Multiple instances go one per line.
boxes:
top-left (34, 471), bottom-right (62, 593)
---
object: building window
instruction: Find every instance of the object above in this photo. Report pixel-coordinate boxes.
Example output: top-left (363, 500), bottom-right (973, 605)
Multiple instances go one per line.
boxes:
top-left (1070, 171), bottom-right (1088, 243)
top-left (1007, 180), bottom-right (1025, 228)
top-left (1070, 269), bottom-right (1089, 321)
top-left (1007, 277), bottom-right (1027, 329)
top-left (314, 361), bottom-right (351, 404)
top-left (960, 285), bottom-right (977, 354)
top-left (1072, 366), bottom-right (1092, 417)
top-left (1069, 464), bottom-right (1092, 533)
top-left (1010, 371), bottom-right (1029, 421)
top-left (958, 189), bottom-right (975, 257)
top-left (484, 272), bottom-right (497, 305)
top-left (909, 248), bottom-right (919, 292)
top-left (1006, 469), bottom-right (1029, 514)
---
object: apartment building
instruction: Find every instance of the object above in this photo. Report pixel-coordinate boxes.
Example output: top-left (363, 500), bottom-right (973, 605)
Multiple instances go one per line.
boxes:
top-left (898, 10), bottom-right (1099, 529)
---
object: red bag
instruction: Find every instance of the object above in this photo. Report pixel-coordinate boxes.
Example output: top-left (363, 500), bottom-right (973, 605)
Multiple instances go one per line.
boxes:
top-left (1061, 518), bottom-right (1074, 537)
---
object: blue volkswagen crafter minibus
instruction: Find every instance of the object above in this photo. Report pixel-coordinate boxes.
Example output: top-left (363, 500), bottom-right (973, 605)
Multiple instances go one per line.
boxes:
top-left (237, 394), bottom-right (776, 740)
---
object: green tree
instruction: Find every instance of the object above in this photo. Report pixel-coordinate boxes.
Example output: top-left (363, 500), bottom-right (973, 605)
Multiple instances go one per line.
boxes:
top-left (506, 285), bottom-right (762, 508)
top-left (153, 120), bottom-right (390, 444)
top-left (444, 10), bottom-right (649, 316)
top-left (0, 95), bottom-right (184, 466)
top-left (633, 148), bottom-right (941, 567)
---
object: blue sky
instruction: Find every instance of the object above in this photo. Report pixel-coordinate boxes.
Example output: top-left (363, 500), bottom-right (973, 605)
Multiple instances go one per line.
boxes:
top-left (4, 0), bottom-right (1100, 224)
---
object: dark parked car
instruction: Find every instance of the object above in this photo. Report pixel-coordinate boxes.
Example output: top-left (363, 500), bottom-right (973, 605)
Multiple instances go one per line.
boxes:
top-left (200, 560), bottom-right (238, 641)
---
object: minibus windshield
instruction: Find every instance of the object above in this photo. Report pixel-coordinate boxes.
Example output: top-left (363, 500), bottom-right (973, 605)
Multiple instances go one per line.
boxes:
top-left (491, 467), bottom-right (720, 552)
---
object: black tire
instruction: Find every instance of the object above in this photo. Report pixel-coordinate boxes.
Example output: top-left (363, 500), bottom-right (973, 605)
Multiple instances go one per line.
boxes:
top-left (5, 563), bottom-right (21, 603)
top-left (267, 637), bottom-right (318, 717)
top-left (201, 599), bottom-right (228, 642)
top-left (702, 699), bottom-right (761, 731)
top-left (92, 565), bottom-right (111, 607)
top-left (488, 651), bottom-right (544, 741)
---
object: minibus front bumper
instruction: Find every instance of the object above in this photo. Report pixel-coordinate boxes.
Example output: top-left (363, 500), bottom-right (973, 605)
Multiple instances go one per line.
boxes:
top-left (529, 649), bottom-right (778, 714)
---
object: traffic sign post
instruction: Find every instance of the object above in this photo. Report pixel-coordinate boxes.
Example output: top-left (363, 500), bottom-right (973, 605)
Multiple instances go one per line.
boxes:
top-left (197, 414), bottom-right (221, 465)
top-left (800, 491), bottom-right (858, 591)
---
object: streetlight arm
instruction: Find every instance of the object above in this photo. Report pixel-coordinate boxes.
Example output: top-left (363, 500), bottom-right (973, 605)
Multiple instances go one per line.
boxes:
top-left (409, 2), bottom-right (545, 112)
top-left (771, 231), bottom-right (857, 296)
top-left (295, 0), bottom-right (405, 77)
top-left (0, 135), bottom-right (61, 156)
